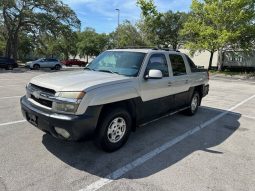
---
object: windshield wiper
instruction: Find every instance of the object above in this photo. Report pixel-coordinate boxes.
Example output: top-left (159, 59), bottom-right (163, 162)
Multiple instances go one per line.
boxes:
top-left (84, 67), bottom-right (95, 71)
top-left (97, 69), bottom-right (116, 74)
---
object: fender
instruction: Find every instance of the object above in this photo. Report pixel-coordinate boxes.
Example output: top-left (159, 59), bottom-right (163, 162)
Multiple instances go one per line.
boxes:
top-left (76, 81), bottom-right (140, 115)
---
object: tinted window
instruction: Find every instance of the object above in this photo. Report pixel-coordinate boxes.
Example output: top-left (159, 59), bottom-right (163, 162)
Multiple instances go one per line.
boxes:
top-left (47, 59), bottom-right (57, 62)
top-left (185, 55), bottom-right (197, 72)
top-left (169, 54), bottom-right (187, 76)
top-left (146, 54), bottom-right (169, 77)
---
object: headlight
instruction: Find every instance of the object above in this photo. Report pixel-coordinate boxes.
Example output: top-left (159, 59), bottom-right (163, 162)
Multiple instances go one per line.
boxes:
top-left (56, 91), bottom-right (85, 99)
top-left (52, 91), bottom-right (85, 113)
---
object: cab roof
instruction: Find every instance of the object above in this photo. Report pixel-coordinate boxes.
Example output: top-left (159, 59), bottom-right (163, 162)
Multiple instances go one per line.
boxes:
top-left (108, 48), bottom-right (181, 54)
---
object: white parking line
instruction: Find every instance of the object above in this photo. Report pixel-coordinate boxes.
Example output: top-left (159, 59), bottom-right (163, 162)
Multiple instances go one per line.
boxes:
top-left (0, 120), bottom-right (26, 127)
top-left (0, 96), bottom-right (21, 100)
top-left (0, 84), bottom-right (24, 88)
top-left (201, 106), bottom-right (255, 120)
top-left (80, 94), bottom-right (255, 191)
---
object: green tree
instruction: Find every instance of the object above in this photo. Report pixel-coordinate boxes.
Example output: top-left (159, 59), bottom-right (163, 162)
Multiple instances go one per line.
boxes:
top-left (1, 0), bottom-right (80, 60)
top-left (181, 0), bottom-right (255, 70)
top-left (114, 20), bottom-right (146, 48)
top-left (137, 0), bottom-right (187, 49)
top-left (18, 33), bottom-right (34, 60)
top-left (77, 28), bottom-right (108, 62)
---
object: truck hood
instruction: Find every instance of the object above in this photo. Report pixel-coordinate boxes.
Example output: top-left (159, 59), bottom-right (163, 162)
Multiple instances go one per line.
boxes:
top-left (30, 70), bottom-right (132, 92)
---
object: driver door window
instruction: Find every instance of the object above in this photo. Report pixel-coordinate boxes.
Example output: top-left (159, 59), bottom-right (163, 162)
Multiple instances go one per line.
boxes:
top-left (146, 54), bottom-right (169, 77)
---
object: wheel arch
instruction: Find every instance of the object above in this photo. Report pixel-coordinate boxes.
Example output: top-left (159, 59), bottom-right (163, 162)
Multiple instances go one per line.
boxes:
top-left (97, 99), bottom-right (138, 132)
top-left (193, 85), bottom-right (204, 105)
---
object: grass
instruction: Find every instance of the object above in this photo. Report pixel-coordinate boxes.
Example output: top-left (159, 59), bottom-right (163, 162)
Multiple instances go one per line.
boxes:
top-left (209, 69), bottom-right (255, 78)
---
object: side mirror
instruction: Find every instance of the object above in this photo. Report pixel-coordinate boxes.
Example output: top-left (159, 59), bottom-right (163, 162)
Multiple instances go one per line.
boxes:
top-left (145, 69), bottom-right (163, 79)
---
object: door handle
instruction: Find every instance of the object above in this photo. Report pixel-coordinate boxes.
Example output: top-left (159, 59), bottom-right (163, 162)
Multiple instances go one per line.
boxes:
top-left (185, 80), bottom-right (189, 84)
top-left (168, 82), bottom-right (172, 86)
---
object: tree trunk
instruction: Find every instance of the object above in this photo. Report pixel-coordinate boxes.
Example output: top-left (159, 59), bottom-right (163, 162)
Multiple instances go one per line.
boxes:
top-left (5, 33), bottom-right (18, 61)
top-left (217, 49), bottom-right (223, 71)
top-left (86, 55), bottom-right (89, 63)
top-left (5, 36), bottom-right (12, 58)
top-left (208, 51), bottom-right (214, 70)
top-left (172, 43), bottom-right (177, 50)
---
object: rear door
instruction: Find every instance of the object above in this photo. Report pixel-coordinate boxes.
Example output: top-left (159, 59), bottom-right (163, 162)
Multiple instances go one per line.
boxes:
top-left (168, 54), bottom-right (191, 108)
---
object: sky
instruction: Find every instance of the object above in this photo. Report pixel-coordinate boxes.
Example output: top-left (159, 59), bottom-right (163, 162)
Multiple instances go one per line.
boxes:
top-left (62, 0), bottom-right (192, 33)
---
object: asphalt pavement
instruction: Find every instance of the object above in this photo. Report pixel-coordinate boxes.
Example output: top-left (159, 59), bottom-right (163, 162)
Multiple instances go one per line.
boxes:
top-left (0, 68), bottom-right (254, 191)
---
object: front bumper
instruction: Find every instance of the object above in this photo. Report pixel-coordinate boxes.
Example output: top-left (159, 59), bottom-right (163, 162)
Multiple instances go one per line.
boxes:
top-left (20, 96), bottom-right (102, 141)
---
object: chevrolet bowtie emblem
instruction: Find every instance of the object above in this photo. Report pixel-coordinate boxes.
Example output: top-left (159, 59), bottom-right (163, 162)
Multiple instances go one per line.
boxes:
top-left (33, 91), bottom-right (41, 99)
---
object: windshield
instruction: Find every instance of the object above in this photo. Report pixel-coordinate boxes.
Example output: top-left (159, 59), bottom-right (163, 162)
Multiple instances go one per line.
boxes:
top-left (86, 51), bottom-right (146, 77)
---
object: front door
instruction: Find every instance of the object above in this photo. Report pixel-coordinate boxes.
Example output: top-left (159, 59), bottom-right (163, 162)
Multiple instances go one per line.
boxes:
top-left (139, 53), bottom-right (174, 121)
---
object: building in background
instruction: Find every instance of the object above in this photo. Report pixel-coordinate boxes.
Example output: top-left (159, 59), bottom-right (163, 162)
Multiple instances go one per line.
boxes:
top-left (181, 49), bottom-right (255, 70)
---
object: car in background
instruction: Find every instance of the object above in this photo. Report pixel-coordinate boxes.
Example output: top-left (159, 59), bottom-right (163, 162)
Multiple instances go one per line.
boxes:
top-left (62, 59), bottom-right (87, 67)
top-left (0, 57), bottom-right (18, 70)
top-left (26, 58), bottom-right (62, 70)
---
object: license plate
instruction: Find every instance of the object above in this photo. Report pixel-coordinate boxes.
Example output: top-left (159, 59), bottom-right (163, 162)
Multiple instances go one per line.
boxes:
top-left (26, 113), bottom-right (38, 126)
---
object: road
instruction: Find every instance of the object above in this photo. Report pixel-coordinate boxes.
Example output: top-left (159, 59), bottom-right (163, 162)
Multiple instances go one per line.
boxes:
top-left (0, 68), bottom-right (255, 191)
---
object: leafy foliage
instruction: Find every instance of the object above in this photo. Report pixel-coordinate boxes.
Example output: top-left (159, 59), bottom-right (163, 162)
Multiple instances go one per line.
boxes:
top-left (181, 0), bottom-right (255, 69)
top-left (77, 28), bottom-right (109, 61)
top-left (137, 0), bottom-right (188, 49)
top-left (114, 20), bottom-right (146, 48)
top-left (1, 0), bottom-right (80, 60)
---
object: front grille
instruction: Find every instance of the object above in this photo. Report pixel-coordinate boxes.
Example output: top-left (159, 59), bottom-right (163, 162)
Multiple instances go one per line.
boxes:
top-left (31, 95), bottom-right (53, 108)
top-left (30, 83), bottom-right (56, 95)
top-left (28, 83), bottom-right (56, 108)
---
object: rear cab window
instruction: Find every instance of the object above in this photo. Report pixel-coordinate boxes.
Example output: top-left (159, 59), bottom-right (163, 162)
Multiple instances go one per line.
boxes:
top-left (169, 54), bottom-right (187, 76)
top-left (185, 55), bottom-right (197, 72)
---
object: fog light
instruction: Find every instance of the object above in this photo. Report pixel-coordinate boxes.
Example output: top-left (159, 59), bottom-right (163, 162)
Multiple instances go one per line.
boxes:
top-left (54, 127), bottom-right (70, 139)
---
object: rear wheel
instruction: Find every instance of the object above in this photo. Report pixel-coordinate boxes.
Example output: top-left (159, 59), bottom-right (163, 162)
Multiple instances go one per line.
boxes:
top-left (95, 108), bottom-right (132, 152)
top-left (33, 64), bottom-right (40, 70)
top-left (184, 91), bottom-right (200, 116)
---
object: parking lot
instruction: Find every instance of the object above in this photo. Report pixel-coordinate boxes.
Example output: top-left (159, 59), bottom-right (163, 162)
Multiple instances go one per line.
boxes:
top-left (0, 68), bottom-right (255, 191)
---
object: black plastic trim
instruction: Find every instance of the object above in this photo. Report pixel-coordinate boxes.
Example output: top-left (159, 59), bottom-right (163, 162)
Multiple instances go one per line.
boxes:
top-left (20, 96), bottom-right (102, 141)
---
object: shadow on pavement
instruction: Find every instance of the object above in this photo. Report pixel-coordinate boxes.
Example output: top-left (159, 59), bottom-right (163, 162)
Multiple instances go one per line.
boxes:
top-left (42, 106), bottom-right (241, 179)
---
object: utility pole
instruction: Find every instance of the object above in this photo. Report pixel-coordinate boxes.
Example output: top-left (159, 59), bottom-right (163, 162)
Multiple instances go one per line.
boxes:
top-left (115, 8), bottom-right (120, 48)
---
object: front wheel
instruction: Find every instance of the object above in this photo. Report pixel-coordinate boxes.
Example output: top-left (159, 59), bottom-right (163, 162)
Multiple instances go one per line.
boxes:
top-left (33, 64), bottom-right (40, 70)
top-left (184, 92), bottom-right (200, 116)
top-left (95, 108), bottom-right (132, 152)
top-left (6, 65), bottom-right (13, 70)
top-left (54, 64), bottom-right (61, 70)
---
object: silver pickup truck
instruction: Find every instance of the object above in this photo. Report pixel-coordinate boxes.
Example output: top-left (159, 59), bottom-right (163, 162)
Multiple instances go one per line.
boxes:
top-left (20, 49), bottom-right (209, 152)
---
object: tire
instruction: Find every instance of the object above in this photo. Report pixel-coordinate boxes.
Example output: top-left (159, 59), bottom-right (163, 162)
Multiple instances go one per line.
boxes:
top-left (95, 108), bottom-right (132, 152)
top-left (184, 91), bottom-right (200, 116)
top-left (33, 64), bottom-right (40, 70)
top-left (6, 65), bottom-right (13, 70)
top-left (54, 64), bottom-right (61, 70)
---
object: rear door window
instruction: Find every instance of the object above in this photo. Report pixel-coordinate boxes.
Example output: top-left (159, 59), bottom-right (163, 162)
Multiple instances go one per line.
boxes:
top-left (169, 54), bottom-right (187, 76)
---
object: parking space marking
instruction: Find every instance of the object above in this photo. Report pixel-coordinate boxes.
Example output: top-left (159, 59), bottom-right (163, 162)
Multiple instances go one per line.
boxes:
top-left (79, 94), bottom-right (255, 191)
top-left (0, 84), bottom-right (24, 88)
top-left (0, 120), bottom-right (26, 127)
top-left (201, 106), bottom-right (255, 120)
top-left (0, 96), bottom-right (21, 100)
